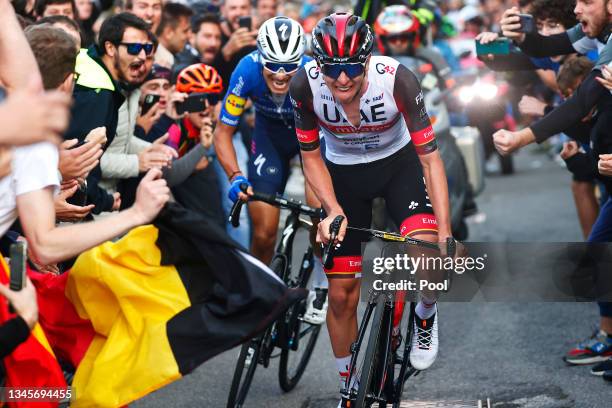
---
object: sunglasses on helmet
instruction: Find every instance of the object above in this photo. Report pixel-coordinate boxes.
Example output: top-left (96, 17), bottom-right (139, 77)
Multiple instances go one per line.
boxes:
top-left (320, 62), bottom-right (366, 80)
top-left (261, 60), bottom-right (301, 74)
top-left (119, 42), bottom-right (154, 56)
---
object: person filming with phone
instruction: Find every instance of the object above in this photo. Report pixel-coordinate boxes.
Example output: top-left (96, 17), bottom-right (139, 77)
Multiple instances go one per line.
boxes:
top-left (159, 63), bottom-right (226, 229)
top-left (216, 0), bottom-right (257, 87)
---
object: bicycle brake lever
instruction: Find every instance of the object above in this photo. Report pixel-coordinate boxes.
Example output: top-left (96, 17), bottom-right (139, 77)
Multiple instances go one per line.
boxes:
top-left (322, 215), bottom-right (345, 270)
top-left (229, 183), bottom-right (250, 227)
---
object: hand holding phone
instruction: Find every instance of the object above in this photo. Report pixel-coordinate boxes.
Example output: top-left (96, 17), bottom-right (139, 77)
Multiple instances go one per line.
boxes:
top-left (0, 272), bottom-right (39, 329)
top-left (500, 6), bottom-right (527, 42)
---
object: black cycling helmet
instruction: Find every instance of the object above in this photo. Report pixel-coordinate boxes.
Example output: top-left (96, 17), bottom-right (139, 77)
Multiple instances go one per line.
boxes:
top-left (311, 13), bottom-right (374, 64)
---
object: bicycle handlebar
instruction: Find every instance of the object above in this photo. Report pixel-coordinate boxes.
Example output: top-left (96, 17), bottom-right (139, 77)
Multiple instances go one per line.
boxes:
top-left (229, 183), bottom-right (323, 227)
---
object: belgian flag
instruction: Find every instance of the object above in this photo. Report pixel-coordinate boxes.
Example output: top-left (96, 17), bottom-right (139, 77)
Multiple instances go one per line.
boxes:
top-left (0, 259), bottom-right (67, 408)
top-left (28, 204), bottom-right (306, 407)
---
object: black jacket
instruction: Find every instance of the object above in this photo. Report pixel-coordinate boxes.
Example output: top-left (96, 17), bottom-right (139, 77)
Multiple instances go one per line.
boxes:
top-left (65, 46), bottom-right (126, 214)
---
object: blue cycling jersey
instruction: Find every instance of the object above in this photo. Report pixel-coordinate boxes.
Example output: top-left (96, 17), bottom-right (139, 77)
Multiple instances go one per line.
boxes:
top-left (219, 51), bottom-right (312, 127)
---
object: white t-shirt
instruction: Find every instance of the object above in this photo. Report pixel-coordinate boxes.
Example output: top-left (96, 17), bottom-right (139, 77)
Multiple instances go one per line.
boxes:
top-left (0, 142), bottom-right (60, 237)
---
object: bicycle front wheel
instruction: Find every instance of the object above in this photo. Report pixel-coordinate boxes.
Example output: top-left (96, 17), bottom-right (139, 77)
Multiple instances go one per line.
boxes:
top-left (278, 300), bottom-right (322, 391)
top-left (226, 338), bottom-right (263, 408)
top-left (355, 294), bottom-right (388, 408)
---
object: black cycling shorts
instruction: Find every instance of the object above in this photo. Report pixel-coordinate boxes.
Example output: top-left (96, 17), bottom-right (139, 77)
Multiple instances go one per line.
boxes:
top-left (325, 144), bottom-right (438, 279)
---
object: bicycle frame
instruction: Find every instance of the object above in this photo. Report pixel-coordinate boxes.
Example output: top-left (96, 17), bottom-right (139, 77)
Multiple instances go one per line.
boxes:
top-left (343, 289), bottom-right (417, 406)
top-left (273, 210), bottom-right (314, 281)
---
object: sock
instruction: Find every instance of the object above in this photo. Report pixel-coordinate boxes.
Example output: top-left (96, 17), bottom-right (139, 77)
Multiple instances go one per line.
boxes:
top-left (416, 297), bottom-right (437, 320)
top-left (336, 355), bottom-right (351, 387)
top-left (312, 257), bottom-right (328, 289)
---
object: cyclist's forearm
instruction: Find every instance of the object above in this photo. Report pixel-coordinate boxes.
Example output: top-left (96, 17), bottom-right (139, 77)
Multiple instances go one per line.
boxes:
top-left (214, 122), bottom-right (241, 177)
top-left (420, 153), bottom-right (452, 238)
top-left (302, 150), bottom-right (342, 215)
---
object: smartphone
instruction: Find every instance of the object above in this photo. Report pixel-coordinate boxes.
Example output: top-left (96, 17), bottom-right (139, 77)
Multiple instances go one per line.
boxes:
top-left (475, 38), bottom-right (511, 56)
top-left (176, 93), bottom-right (208, 114)
top-left (518, 14), bottom-right (535, 34)
top-left (142, 93), bottom-right (161, 115)
top-left (9, 241), bottom-right (27, 292)
top-left (238, 16), bottom-right (252, 31)
top-left (67, 179), bottom-right (88, 208)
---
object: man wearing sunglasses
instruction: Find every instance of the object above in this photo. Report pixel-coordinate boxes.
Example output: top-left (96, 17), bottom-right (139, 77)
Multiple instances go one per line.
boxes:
top-left (215, 17), bottom-right (330, 325)
top-left (65, 12), bottom-right (154, 215)
top-left (289, 13), bottom-right (453, 404)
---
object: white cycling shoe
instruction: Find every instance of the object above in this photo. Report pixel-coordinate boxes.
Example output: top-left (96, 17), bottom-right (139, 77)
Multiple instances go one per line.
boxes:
top-left (303, 288), bottom-right (328, 325)
top-left (409, 309), bottom-right (439, 370)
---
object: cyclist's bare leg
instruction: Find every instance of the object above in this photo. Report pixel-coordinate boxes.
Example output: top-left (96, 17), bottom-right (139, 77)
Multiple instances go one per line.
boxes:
top-left (392, 232), bottom-right (439, 342)
top-left (327, 278), bottom-right (360, 358)
top-left (248, 201), bottom-right (280, 265)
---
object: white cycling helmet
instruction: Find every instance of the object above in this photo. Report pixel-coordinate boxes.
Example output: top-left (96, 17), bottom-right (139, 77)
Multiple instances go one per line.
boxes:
top-left (257, 16), bottom-right (305, 64)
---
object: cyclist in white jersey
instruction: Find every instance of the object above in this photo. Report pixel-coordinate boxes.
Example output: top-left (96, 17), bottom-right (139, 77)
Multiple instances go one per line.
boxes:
top-left (289, 13), bottom-right (454, 404)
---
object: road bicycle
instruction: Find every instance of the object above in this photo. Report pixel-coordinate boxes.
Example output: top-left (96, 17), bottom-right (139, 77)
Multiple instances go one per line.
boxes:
top-left (226, 186), bottom-right (324, 407)
top-left (322, 217), bottom-right (453, 408)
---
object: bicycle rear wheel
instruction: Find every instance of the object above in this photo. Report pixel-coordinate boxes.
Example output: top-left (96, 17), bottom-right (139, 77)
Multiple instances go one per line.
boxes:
top-left (355, 294), bottom-right (388, 408)
top-left (278, 248), bottom-right (322, 391)
top-left (226, 337), bottom-right (264, 408)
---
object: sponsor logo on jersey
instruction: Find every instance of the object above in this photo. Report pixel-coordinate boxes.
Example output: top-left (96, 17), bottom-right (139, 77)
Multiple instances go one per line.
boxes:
top-left (221, 116), bottom-right (239, 126)
top-left (375, 63), bottom-right (396, 75)
top-left (322, 103), bottom-right (388, 124)
top-left (321, 93), bottom-right (333, 102)
top-left (266, 166), bottom-right (279, 175)
top-left (349, 260), bottom-right (362, 267)
top-left (308, 65), bottom-right (320, 79)
top-left (372, 92), bottom-right (383, 102)
top-left (232, 77), bottom-right (245, 95)
top-left (321, 121), bottom-right (397, 134)
top-left (225, 94), bottom-right (246, 116)
top-left (422, 217), bottom-right (437, 225)
top-left (415, 91), bottom-right (424, 105)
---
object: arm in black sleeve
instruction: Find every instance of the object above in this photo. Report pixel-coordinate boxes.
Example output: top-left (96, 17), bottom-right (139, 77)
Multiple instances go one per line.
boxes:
top-left (0, 316), bottom-right (30, 358)
top-left (86, 166), bottom-right (115, 214)
top-left (531, 70), bottom-right (607, 143)
top-left (519, 31), bottom-right (575, 58)
top-left (289, 69), bottom-right (320, 151)
top-left (394, 64), bottom-right (437, 155)
top-left (563, 119), bottom-right (593, 145)
top-left (564, 151), bottom-right (598, 180)
top-left (64, 90), bottom-right (113, 141)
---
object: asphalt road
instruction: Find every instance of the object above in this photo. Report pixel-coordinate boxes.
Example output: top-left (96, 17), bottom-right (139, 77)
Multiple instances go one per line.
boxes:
top-left (135, 146), bottom-right (610, 407)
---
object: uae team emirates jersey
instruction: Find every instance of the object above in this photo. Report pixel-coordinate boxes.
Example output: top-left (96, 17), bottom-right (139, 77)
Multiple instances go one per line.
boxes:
top-left (289, 55), bottom-right (436, 165)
